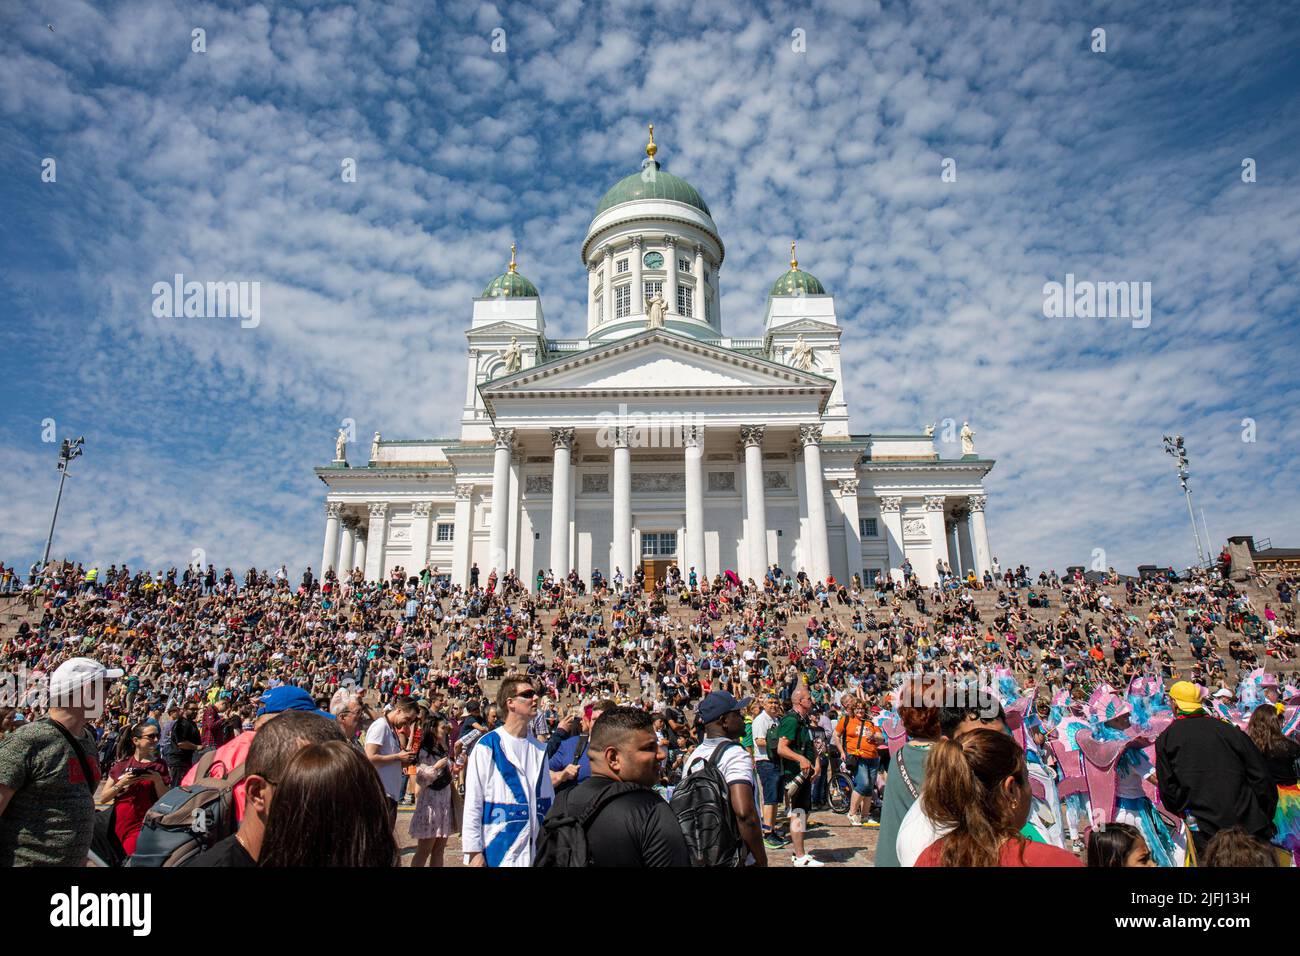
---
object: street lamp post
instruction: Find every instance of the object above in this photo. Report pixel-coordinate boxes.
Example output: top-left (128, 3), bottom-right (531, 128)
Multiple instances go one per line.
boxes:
top-left (1162, 434), bottom-right (1204, 568)
top-left (41, 436), bottom-right (84, 569)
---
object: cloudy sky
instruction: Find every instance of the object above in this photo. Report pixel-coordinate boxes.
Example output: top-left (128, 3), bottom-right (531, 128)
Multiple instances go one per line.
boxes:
top-left (2, 0), bottom-right (1297, 576)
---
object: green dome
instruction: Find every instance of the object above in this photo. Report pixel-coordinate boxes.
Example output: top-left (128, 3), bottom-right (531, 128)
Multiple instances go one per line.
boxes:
top-left (770, 268), bottom-right (825, 297)
top-left (769, 242), bottom-right (826, 297)
top-left (482, 244), bottom-right (539, 298)
top-left (482, 270), bottom-right (539, 298)
top-left (594, 161), bottom-right (712, 218)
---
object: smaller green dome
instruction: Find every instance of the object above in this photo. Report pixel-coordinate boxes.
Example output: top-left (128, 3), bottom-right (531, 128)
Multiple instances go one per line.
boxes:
top-left (770, 268), bottom-right (826, 297)
top-left (482, 243), bottom-right (539, 298)
top-left (483, 271), bottom-right (539, 298)
top-left (770, 242), bottom-right (825, 296)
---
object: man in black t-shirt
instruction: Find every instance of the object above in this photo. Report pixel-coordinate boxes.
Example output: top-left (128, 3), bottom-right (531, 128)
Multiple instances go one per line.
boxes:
top-left (542, 707), bottom-right (688, 867)
top-left (164, 702), bottom-right (202, 783)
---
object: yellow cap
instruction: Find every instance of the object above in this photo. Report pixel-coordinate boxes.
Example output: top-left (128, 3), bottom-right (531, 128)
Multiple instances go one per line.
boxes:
top-left (1169, 681), bottom-right (1203, 713)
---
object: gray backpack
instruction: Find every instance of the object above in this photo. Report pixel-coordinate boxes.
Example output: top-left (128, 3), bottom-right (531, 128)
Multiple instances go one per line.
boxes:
top-left (126, 750), bottom-right (245, 867)
top-left (670, 741), bottom-right (743, 867)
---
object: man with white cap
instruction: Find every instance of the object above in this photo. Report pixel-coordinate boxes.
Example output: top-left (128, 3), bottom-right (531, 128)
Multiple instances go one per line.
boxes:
top-left (0, 656), bottom-right (122, 865)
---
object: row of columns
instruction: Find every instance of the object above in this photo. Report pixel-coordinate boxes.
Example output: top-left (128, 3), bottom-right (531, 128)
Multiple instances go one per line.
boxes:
top-left (320, 502), bottom-right (369, 580)
top-left (875, 493), bottom-right (992, 585)
top-left (324, 431), bottom-right (992, 589)
top-left (321, 422), bottom-right (857, 587)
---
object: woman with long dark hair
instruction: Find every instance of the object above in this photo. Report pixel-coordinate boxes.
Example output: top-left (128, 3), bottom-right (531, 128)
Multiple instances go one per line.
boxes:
top-left (1086, 822), bottom-right (1154, 867)
top-left (914, 729), bottom-right (1080, 867)
top-left (1246, 703), bottom-right (1300, 865)
top-left (259, 740), bottom-right (399, 867)
top-left (410, 715), bottom-right (455, 867)
top-left (96, 721), bottom-right (170, 856)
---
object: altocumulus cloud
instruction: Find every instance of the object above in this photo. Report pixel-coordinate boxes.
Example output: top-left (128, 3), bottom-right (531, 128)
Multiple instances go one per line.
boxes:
top-left (0, 0), bottom-right (1297, 574)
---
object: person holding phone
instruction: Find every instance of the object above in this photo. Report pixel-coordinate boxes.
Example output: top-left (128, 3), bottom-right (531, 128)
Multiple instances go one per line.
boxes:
top-left (547, 699), bottom-right (615, 793)
top-left (410, 715), bottom-right (455, 867)
top-left (97, 722), bottom-right (170, 856)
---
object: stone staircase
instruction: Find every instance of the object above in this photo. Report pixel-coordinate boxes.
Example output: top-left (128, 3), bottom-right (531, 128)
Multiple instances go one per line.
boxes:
top-left (2, 579), bottom-right (1290, 718)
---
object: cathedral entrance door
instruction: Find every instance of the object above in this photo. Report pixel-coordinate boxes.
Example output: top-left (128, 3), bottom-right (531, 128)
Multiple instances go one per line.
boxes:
top-left (641, 559), bottom-right (673, 591)
top-left (640, 531), bottom-right (677, 591)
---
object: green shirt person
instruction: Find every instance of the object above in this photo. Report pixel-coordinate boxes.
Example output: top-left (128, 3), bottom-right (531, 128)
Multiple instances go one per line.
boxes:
top-left (773, 685), bottom-right (824, 866)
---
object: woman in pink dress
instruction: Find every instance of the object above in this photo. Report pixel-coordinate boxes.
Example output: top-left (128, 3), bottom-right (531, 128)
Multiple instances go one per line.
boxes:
top-left (410, 716), bottom-right (455, 867)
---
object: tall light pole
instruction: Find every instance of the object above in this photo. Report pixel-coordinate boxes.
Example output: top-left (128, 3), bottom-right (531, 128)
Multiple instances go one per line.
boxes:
top-left (41, 436), bottom-right (84, 568)
top-left (1162, 434), bottom-right (1204, 567)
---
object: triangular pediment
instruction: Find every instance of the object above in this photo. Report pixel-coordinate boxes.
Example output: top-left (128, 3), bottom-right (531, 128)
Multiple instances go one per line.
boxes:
top-left (767, 318), bottom-right (841, 335)
top-left (482, 331), bottom-right (831, 395)
top-left (466, 321), bottom-right (541, 339)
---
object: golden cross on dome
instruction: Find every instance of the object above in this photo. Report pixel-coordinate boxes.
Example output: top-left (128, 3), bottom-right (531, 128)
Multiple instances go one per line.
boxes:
top-left (646, 123), bottom-right (657, 159)
top-left (508, 242), bottom-right (517, 273)
top-left (790, 240), bottom-right (799, 270)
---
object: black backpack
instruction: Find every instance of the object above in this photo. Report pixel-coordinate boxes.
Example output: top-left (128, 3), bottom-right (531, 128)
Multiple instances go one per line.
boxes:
top-left (534, 783), bottom-right (642, 867)
top-left (670, 740), bottom-right (743, 867)
top-left (126, 749), bottom-right (245, 867)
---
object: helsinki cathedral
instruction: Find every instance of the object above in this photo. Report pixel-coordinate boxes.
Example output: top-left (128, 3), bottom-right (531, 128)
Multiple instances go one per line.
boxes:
top-left (317, 125), bottom-right (995, 590)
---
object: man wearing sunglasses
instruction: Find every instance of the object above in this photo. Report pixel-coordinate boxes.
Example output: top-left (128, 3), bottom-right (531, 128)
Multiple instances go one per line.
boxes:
top-left (462, 674), bottom-right (554, 867)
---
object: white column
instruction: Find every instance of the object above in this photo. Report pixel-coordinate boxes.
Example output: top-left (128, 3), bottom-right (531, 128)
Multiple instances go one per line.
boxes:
top-left (956, 510), bottom-right (974, 576)
top-left (489, 428), bottom-right (514, 575)
top-left (464, 349), bottom-right (479, 415)
top-left (924, 495), bottom-right (949, 587)
top-left (410, 502), bottom-right (432, 577)
top-left (683, 424), bottom-right (705, 582)
top-left (507, 452), bottom-right (521, 575)
top-left (339, 518), bottom-right (356, 576)
top-left (969, 494), bottom-right (992, 577)
top-left (948, 521), bottom-right (962, 578)
top-left (664, 236), bottom-right (678, 317)
top-left (601, 248), bottom-right (613, 324)
top-left (587, 263), bottom-right (599, 328)
top-left (838, 479), bottom-right (861, 584)
top-left (321, 502), bottom-right (342, 577)
top-left (549, 428), bottom-right (574, 576)
top-left (800, 425), bottom-right (831, 584)
top-left (364, 503), bottom-right (387, 582)
top-left (612, 427), bottom-right (632, 583)
top-left (741, 425), bottom-right (768, 582)
top-left (879, 496), bottom-right (905, 584)
top-left (452, 483), bottom-right (474, 587)
top-left (353, 531), bottom-right (366, 576)
top-left (693, 243), bottom-right (705, 318)
top-left (710, 267), bottom-right (721, 329)
top-left (630, 235), bottom-right (643, 318)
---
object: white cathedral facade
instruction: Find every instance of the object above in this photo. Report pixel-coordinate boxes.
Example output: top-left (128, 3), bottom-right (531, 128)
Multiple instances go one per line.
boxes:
top-left (317, 128), bottom-right (995, 591)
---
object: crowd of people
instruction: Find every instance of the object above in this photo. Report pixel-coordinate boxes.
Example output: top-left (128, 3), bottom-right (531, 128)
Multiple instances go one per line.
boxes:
top-left (0, 550), bottom-right (1297, 868)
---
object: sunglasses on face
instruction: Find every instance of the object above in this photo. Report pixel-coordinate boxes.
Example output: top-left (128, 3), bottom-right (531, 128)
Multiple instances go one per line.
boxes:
top-left (512, 689), bottom-right (538, 699)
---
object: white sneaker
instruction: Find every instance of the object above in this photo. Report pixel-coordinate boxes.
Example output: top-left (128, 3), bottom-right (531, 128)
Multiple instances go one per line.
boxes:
top-left (792, 854), bottom-right (825, 867)
top-left (846, 814), bottom-right (862, 827)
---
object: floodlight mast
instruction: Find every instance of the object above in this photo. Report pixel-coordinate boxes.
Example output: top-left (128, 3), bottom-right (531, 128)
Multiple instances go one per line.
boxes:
top-left (41, 436), bottom-right (84, 568)
top-left (1162, 434), bottom-right (1204, 567)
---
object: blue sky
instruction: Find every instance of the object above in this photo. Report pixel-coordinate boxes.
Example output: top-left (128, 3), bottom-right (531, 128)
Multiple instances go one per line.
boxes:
top-left (2, 0), bottom-right (1298, 576)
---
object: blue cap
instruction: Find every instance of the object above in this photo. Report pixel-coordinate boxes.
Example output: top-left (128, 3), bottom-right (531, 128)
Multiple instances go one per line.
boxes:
top-left (256, 686), bottom-right (334, 719)
top-left (697, 690), bottom-right (752, 725)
